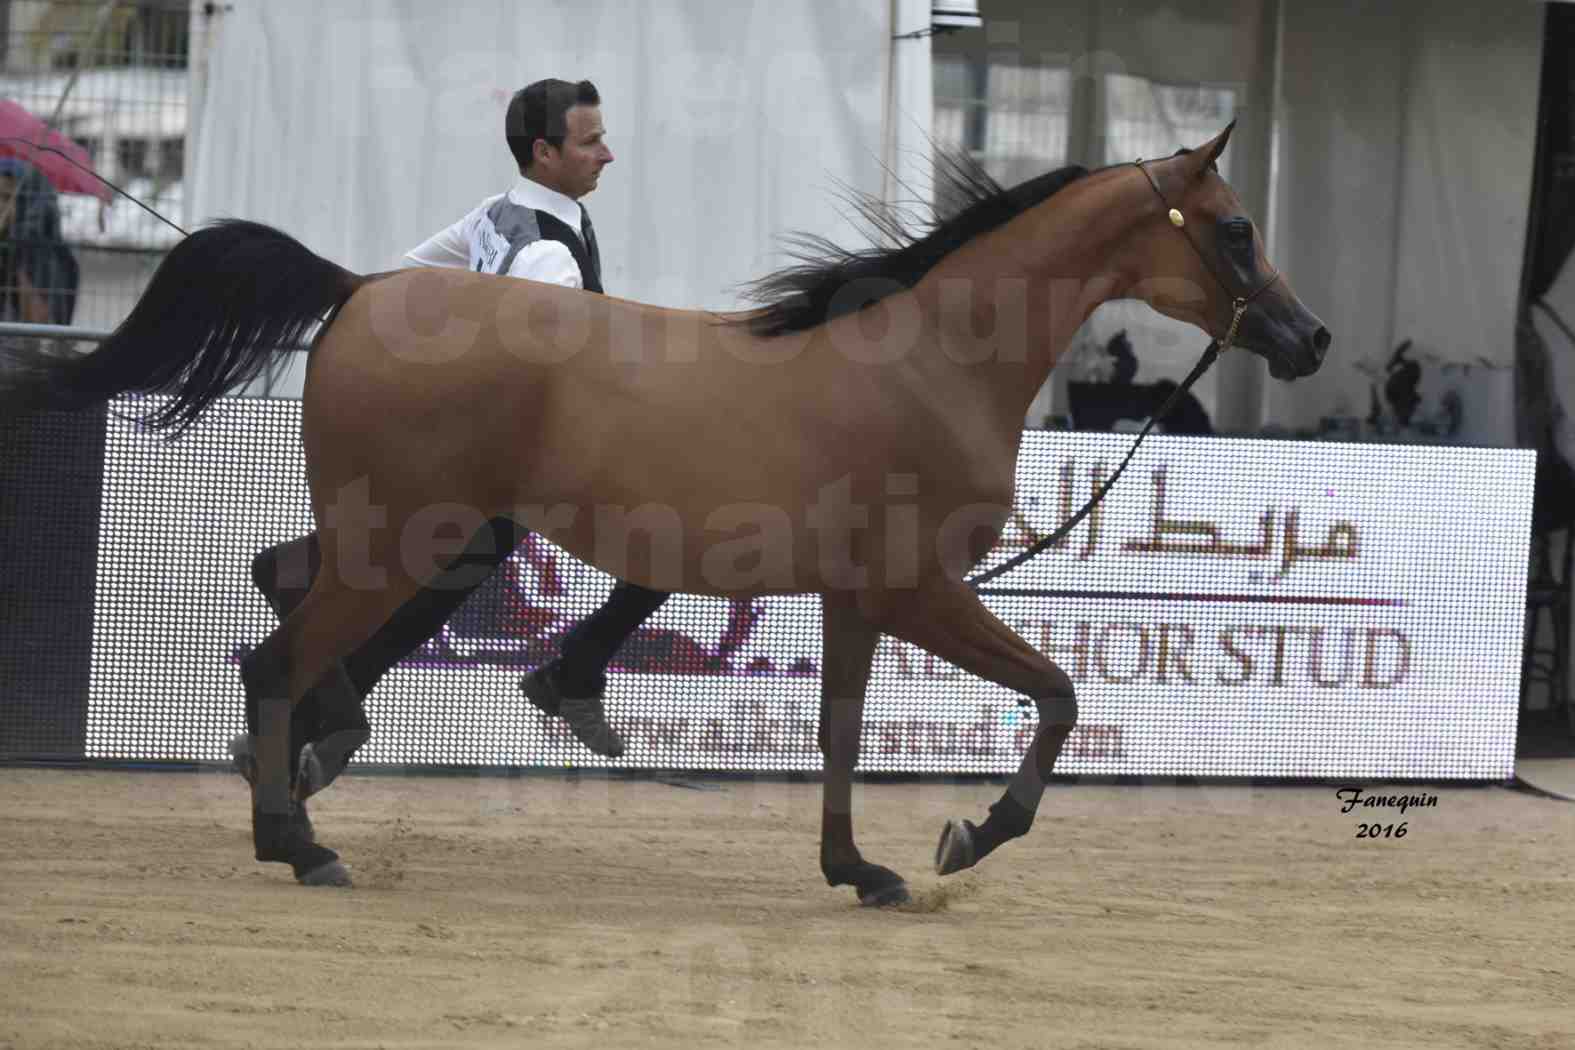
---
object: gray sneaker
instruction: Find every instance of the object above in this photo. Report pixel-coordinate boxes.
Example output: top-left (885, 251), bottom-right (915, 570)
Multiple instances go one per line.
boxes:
top-left (520, 666), bottom-right (626, 758)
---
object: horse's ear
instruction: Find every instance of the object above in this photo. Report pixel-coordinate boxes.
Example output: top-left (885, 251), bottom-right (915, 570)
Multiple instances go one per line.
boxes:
top-left (1194, 120), bottom-right (1236, 176)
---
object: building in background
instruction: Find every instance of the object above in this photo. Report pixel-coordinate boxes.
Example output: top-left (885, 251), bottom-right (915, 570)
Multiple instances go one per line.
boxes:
top-left (1, 0), bottom-right (186, 329)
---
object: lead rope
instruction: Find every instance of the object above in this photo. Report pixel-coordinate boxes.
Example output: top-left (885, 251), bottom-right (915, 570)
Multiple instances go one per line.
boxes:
top-left (965, 335), bottom-right (1226, 588)
top-left (966, 160), bottom-right (1259, 589)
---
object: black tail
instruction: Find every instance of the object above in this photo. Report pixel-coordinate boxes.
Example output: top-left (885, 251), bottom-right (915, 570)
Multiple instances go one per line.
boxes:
top-left (0, 219), bottom-right (363, 435)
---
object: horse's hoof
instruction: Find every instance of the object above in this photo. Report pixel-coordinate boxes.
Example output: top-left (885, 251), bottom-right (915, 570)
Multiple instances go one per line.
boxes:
top-left (824, 861), bottom-right (911, 908)
top-left (935, 819), bottom-right (977, 876)
top-left (296, 856), bottom-right (352, 887)
top-left (255, 814), bottom-right (348, 885)
top-left (859, 879), bottom-right (912, 908)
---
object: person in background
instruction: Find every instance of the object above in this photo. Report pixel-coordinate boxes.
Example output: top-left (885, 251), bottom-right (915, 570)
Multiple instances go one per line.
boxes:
top-left (0, 156), bottom-right (78, 326)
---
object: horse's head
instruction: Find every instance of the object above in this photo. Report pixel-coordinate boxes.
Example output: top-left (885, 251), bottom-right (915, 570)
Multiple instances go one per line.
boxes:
top-left (1132, 122), bottom-right (1330, 381)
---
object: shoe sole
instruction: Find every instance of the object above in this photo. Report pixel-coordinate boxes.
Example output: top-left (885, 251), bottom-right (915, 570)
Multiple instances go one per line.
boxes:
top-left (520, 674), bottom-right (626, 758)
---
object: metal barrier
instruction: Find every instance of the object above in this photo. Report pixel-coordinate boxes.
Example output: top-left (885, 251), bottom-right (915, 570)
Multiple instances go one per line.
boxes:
top-left (0, 320), bottom-right (113, 341)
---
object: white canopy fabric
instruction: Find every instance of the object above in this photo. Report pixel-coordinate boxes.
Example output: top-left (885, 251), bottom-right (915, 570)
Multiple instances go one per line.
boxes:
top-left (1264, 0), bottom-right (1541, 444)
top-left (188, 0), bottom-right (910, 320)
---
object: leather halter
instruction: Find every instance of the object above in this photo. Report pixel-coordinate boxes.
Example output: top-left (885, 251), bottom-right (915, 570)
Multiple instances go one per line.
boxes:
top-left (967, 158), bottom-right (1281, 589)
top-left (1134, 157), bottom-right (1283, 354)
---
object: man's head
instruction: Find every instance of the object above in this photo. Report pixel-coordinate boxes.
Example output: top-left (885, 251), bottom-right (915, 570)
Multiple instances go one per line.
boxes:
top-left (506, 78), bottom-right (613, 200)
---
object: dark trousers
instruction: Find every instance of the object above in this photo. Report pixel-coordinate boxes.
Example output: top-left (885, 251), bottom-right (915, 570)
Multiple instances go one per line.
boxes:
top-left (251, 517), bottom-right (670, 724)
top-left (553, 580), bottom-right (670, 696)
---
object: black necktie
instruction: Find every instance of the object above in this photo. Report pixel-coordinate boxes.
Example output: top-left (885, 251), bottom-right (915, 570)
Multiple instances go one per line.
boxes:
top-left (580, 209), bottom-right (601, 287)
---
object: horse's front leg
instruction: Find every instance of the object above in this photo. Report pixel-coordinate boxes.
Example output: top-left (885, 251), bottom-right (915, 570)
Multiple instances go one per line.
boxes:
top-left (817, 593), bottom-right (911, 907)
top-left (874, 579), bottom-right (1078, 876)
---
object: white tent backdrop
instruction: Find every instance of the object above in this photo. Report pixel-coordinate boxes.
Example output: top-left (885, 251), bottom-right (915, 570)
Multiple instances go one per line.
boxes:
top-left (1266, 0), bottom-right (1542, 444)
top-left (188, 0), bottom-right (937, 396)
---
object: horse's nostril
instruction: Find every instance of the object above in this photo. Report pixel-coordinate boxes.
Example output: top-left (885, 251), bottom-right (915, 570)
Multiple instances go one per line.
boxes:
top-left (1312, 326), bottom-right (1331, 353)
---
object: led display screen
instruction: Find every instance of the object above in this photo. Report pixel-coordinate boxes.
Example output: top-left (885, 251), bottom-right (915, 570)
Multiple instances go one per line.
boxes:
top-left (83, 397), bottom-right (1533, 778)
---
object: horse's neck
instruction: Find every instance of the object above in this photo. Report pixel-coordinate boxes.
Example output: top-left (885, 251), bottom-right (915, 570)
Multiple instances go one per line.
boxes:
top-left (914, 165), bottom-right (1154, 421)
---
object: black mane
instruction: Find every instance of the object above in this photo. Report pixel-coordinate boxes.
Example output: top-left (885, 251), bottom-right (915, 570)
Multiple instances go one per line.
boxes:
top-left (737, 154), bottom-right (1090, 337)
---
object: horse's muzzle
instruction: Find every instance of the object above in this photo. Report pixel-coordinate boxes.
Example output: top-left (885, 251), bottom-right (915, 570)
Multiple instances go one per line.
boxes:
top-left (1268, 324), bottom-right (1330, 380)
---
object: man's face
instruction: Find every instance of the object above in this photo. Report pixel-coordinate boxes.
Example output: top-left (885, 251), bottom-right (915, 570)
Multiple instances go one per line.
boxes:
top-left (533, 104), bottom-right (613, 199)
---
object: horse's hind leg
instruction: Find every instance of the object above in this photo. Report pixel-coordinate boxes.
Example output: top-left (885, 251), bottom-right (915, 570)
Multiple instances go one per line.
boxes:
top-left (868, 579), bottom-right (1077, 876)
top-left (239, 517), bottom-right (528, 800)
top-left (818, 593), bottom-right (910, 907)
top-left (242, 556), bottom-right (426, 886)
top-left (242, 657), bottom-right (346, 886)
top-left (235, 534), bottom-right (369, 802)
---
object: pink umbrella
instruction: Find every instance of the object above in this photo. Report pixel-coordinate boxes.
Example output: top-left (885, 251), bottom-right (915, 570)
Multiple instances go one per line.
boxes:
top-left (0, 97), bottom-right (112, 202)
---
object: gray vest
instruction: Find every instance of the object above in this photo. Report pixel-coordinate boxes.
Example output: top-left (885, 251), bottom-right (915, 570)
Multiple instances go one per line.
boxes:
top-left (481, 198), bottom-right (603, 294)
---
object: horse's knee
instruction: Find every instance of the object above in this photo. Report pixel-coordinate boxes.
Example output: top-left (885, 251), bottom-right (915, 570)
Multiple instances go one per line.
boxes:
top-left (1034, 667), bottom-right (1078, 728)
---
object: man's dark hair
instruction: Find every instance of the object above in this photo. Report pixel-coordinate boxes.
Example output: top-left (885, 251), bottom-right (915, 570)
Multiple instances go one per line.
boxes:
top-left (506, 79), bottom-right (600, 172)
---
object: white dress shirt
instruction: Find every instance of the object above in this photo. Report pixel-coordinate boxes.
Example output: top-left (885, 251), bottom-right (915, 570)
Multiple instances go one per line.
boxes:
top-left (401, 177), bottom-right (588, 288)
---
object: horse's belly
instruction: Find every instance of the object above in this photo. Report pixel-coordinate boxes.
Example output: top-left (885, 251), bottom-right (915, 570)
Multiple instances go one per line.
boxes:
top-left (507, 454), bottom-right (822, 597)
top-left (509, 430), bottom-right (1005, 598)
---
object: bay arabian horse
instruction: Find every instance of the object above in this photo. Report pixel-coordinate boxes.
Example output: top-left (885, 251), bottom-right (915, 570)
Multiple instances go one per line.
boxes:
top-left (1, 123), bottom-right (1329, 902)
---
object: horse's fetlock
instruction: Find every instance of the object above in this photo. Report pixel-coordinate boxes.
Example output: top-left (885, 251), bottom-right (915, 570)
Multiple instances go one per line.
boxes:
top-left (820, 852), bottom-right (863, 882)
top-left (986, 792), bottom-right (1035, 839)
top-left (967, 792), bottom-right (1037, 862)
